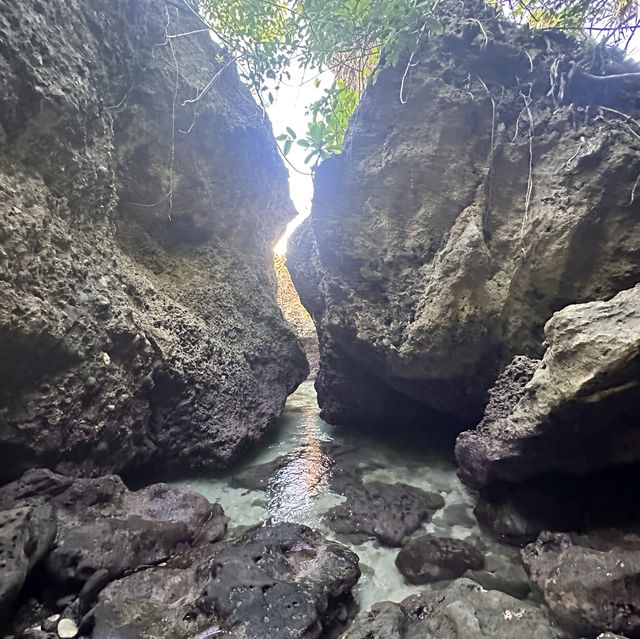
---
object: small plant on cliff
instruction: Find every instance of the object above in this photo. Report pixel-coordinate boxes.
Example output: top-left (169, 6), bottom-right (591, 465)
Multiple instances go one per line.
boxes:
top-left (196, 0), bottom-right (443, 167)
top-left (193, 0), bottom-right (639, 167)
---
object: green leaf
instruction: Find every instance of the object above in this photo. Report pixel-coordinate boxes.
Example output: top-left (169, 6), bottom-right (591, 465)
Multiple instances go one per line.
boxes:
top-left (283, 139), bottom-right (292, 155)
top-left (276, 134), bottom-right (289, 141)
top-left (286, 126), bottom-right (297, 139)
top-left (297, 139), bottom-right (311, 147)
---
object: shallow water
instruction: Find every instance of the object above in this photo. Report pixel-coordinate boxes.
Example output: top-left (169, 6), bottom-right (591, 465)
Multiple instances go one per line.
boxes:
top-left (173, 379), bottom-right (523, 610)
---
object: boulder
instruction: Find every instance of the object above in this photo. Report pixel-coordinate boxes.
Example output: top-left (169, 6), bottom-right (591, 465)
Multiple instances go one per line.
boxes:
top-left (288, 1), bottom-right (640, 433)
top-left (339, 578), bottom-right (566, 638)
top-left (0, 0), bottom-right (307, 483)
top-left (522, 530), bottom-right (640, 638)
top-left (0, 468), bottom-right (228, 593)
top-left (325, 480), bottom-right (444, 547)
top-left (456, 285), bottom-right (640, 490)
top-left (87, 522), bottom-right (360, 639)
top-left (395, 535), bottom-right (483, 584)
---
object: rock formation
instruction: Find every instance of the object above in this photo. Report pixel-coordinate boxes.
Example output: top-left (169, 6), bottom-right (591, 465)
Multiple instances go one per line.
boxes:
top-left (0, 468), bottom-right (228, 628)
top-left (288, 1), bottom-right (640, 432)
top-left (0, 0), bottom-right (308, 483)
top-left (0, 470), bottom-right (361, 639)
top-left (456, 285), bottom-right (640, 490)
top-left (395, 535), bottom-right (484, 584)
top-left (338, 578), bottom-right (566, 638)
top-left (522, 530), bottom-right (640, 638)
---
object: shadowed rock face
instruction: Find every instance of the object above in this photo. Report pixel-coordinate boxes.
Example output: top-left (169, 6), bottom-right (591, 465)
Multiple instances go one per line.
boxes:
top-left (0, 0), bottom-right (308, 482)
top-left (288, 1), bottom-right (640, 433)
top-left (0, 468), bottom-right (228, 626)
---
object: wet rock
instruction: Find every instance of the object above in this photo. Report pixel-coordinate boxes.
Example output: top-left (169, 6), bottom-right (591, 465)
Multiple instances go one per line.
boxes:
top-left (88, 522), bottom-right (360, 639)
top-left (457, 285), bottom-right (640, 491)
top-left (288, 2), bottom-right (640, 434)
top-left (473, 490), bottom-right (568, 547)
top-left (0, 468), bottom-right (227, 591)
top-left (340, 578), bottom-right (566, 638)
top-left (325, 481), bottom-right (444, 547)
top-left (522, 530), bottom-right (640, 638)
top-left (0, 0), bottom-right (307, 483)
top-left (0, 505), bottom-right (56, 619)
top-left (395, 535), bottom-right (483, 584)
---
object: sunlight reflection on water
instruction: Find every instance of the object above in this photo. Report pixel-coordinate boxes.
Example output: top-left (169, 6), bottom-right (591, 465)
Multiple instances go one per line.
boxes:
top-left (267, 415), bottom-right (333, 526)
top-left (172, 380), bottom-right (523, 610)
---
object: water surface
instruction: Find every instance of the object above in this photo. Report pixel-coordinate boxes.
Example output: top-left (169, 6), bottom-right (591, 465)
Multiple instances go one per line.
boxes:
top-left (174, 380), bottom-right (522, 609)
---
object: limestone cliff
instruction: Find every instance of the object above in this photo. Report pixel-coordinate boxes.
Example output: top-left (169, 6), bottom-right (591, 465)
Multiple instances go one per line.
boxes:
top-left (0, 0), bottom-right (308, 482)
top-left (456, 284), bottom-right (640, 489)
top-left (289, 2), bottom-right (640, 433)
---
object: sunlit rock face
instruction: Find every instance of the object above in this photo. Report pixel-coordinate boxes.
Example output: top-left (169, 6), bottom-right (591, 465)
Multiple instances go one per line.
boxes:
top-left (288, 1), bottom-right (640, 432)
top-left (456, 285), bottom-right (640, 490)
top-left (0, 0), bottom-right (308, 482)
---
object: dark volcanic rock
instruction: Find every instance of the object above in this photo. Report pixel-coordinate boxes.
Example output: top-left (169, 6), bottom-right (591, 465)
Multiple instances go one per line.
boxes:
top-left (395, 535), bottom-right (483, 584)
top-left (288, 1), bottom-right (640, 432)
top-left (88, 522), bottom-right (360, 639)
top-left (0, 505), bottom-right (56, 620)
top-left (522, 530), bottom-right (640, 638)
top-left (0, 0), bottom-right (307, 483)
top-left (456, 285), bottom-right (640, 490)
top-left (325, 481), bottom-right (444, 547)
top-left (339, 578), bottom-right (566, 638)
top-left (0, 468), bottom-right (227, 604)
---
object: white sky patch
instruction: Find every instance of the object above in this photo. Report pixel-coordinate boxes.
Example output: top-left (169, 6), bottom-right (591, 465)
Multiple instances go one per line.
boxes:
top-left (267, 65), bottom-right (334, 255)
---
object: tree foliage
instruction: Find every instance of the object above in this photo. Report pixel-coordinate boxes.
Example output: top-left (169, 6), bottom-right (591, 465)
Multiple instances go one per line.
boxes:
top-left (195, 0), bottom-right (639, 168)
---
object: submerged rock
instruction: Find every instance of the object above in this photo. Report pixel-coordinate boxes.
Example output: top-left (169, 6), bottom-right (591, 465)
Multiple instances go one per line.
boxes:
top-left (395, 535), bottom-right (483, 584)
top-left (288, 0), bottom-right (640, 433)
top-left (88, 522), bottom-right (360, 639)
top-left (465, 550), bottom-right (531, 600)
top-left (339, 578), bottom-right (566, 638)
top-left (325, 480), bottom-right (444, 547)
top-left (456, 285), bottom-right (640, 490)
top-left (0, 0), bottom-right (307, 483)
top-left (522, 530), bottom-right (640, 638)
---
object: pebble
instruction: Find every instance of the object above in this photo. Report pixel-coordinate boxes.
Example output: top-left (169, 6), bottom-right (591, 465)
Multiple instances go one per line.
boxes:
top-left (57, 619), bottom-right (78, 639)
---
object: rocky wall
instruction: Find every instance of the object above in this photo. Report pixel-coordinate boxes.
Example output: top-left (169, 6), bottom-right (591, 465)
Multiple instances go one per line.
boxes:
top-left (288, 1), bottom-right (640, 433)
top-left (0, 0), bottom-right (308, 483)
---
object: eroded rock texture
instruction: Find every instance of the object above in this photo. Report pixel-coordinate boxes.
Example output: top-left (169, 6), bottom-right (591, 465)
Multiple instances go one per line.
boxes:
top-left (88, 522), bottom-right (359, 639)
top-left (0, 468), bottom-right (228, 627)
top-left (339, 578), bottom-right (566, 639)
top-left (288, 1), bottom-right (640, 432)
top-left (456, 285), bottom-right (640, 490)
top-left (522, 530), bottom-right (640, 638)
top-left (0, 0), bottom-right (307, 482)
